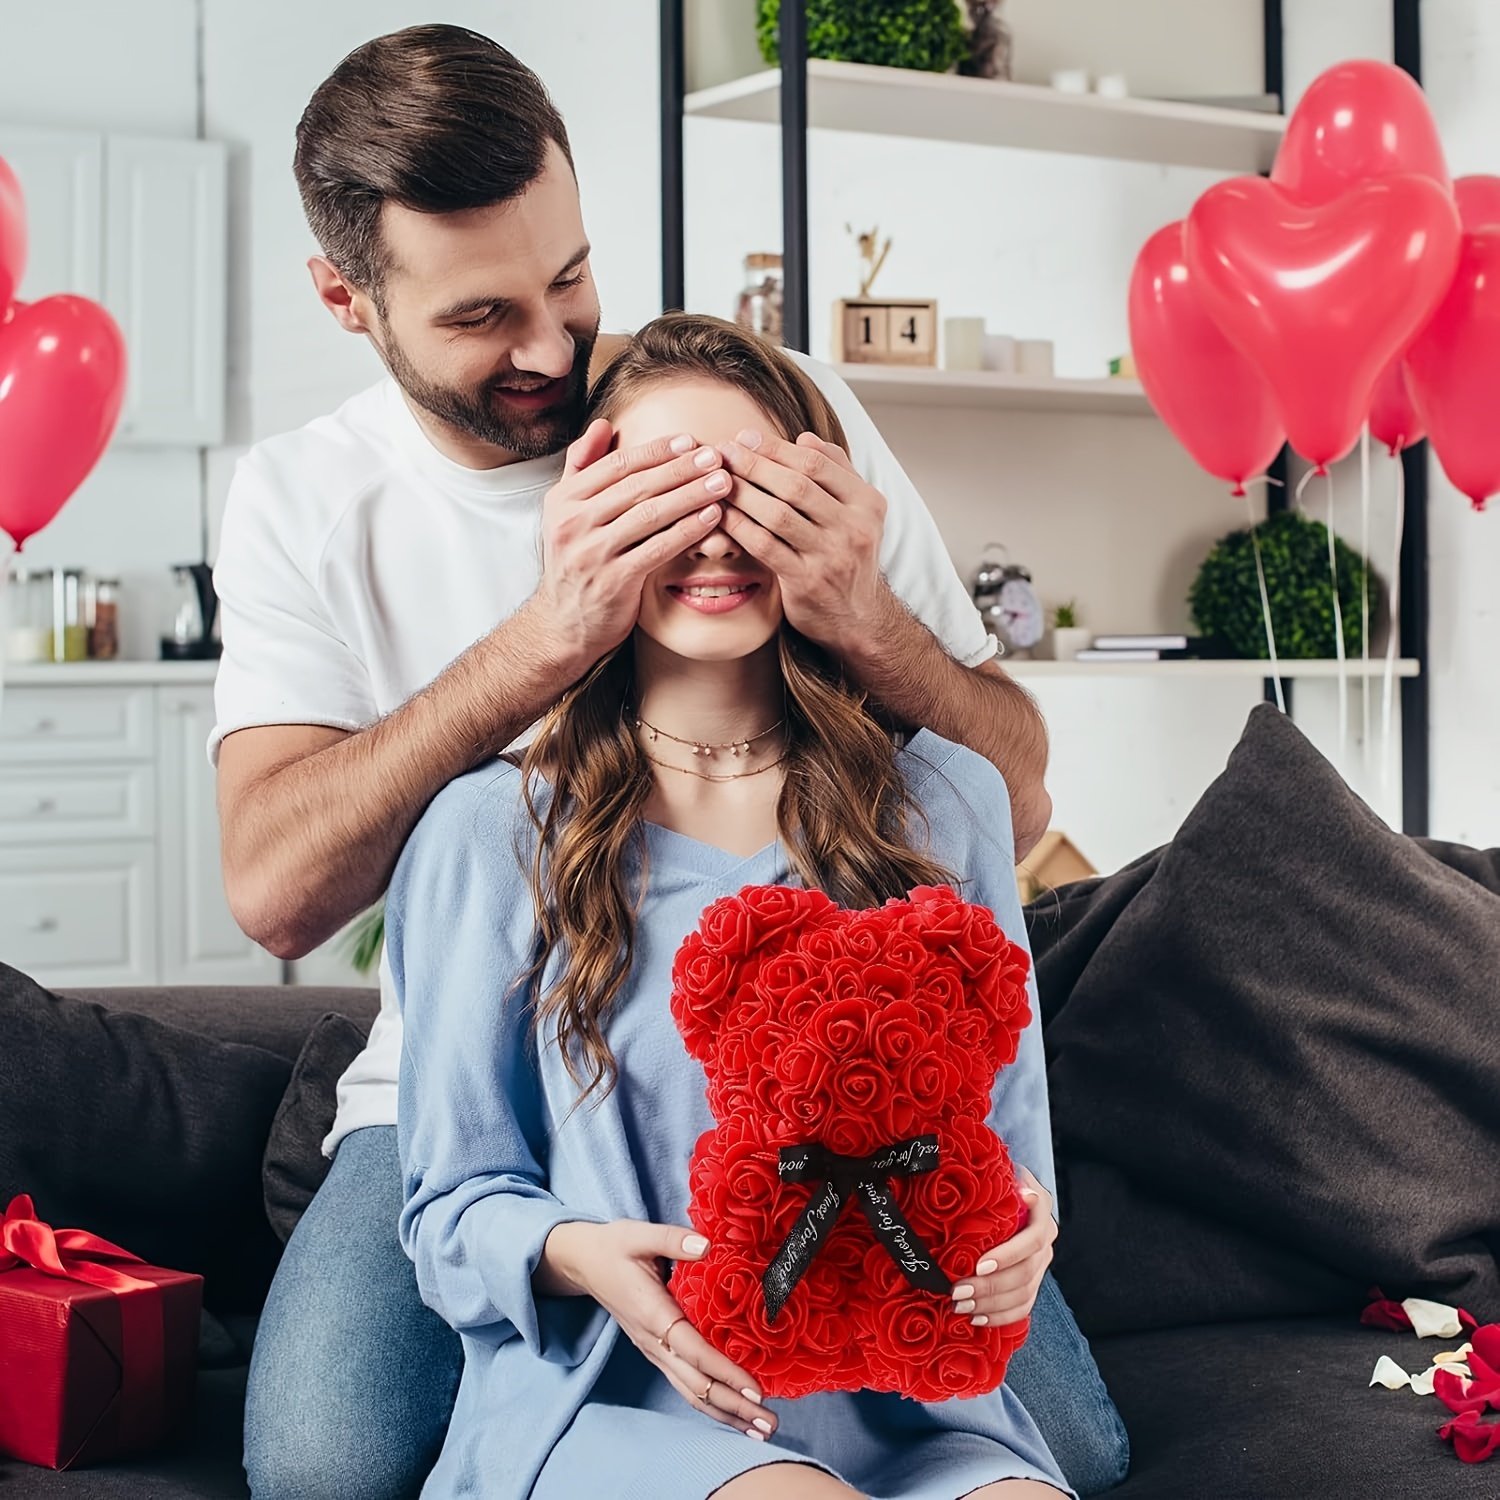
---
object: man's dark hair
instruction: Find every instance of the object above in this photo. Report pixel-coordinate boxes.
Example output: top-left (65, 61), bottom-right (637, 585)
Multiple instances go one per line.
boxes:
top-left (294, 25), bottom-right (573, 308)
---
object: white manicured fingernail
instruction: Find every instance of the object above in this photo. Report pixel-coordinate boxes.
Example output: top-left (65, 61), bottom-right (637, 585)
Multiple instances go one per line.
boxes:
top-left (976, 1259), bottom-right (998, 1275)
top-left (753, 1417), bottom-right (774, 1434)
top-left (955, 1299), bottom-right (976, 1315)
top-left (670, 434), bottom-right (695, 454)
top-left (682, 1234), bottom-right (709, 1256)
top-left (704, 471), bottom-right (730, 495)
top-left (973, 1315), bottom-right (990, 1326)
top-left (748, 1426), bottom-right (766, 1441)
top-left (951, 1284), bottom-right (975, 1301)
top-left (737, 428), bottom-right (762, 449)
top-left (693, 446), bottom-right (718, 468)
top-left (741, 1388), bottom-right (762, 1404)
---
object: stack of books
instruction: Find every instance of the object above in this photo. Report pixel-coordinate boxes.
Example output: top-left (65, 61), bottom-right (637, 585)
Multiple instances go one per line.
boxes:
top-left (1074, 634), bottom-right (1230, 662)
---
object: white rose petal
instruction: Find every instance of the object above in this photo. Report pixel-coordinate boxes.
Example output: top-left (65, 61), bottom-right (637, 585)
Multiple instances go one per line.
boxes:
top-left (1402, 1298), bottom-right (1465, 1339)
top-left (1371, 1356), bottom-right (1415, 1390)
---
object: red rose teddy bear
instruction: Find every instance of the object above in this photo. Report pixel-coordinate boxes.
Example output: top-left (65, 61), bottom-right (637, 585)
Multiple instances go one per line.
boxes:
top-left (669, 882), bottom-right (1034, 1402)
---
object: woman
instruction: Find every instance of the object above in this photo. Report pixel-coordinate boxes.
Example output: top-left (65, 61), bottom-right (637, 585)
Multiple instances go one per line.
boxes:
top-left (389, 314), bottom-right (1072, 1499)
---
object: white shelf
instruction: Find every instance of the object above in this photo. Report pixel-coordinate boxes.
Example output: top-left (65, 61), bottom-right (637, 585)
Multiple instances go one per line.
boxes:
top-left (685, 61), bottom-right (1285, 173)
top-left (1006, 658), bottom-right (1421, 680)
top-left (1, 660), bottom-right (220, 686)
top-left (837, 364), bottom-right (1151, 414)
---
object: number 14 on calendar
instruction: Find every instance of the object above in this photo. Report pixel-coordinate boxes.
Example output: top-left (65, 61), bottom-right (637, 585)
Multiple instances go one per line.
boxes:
top-left (832, 298), bottom-right (937, 366)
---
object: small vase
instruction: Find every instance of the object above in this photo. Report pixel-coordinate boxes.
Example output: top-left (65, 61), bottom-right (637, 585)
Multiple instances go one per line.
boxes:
top-left (1041, 627), bottom-right (1092, 661)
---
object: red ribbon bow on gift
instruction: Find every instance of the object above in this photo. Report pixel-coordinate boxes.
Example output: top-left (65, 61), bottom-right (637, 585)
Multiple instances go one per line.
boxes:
top-left (1, 1193), bottom-right (158, 1294)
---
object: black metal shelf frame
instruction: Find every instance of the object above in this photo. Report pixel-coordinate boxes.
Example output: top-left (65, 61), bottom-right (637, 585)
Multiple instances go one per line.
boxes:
top-left (657, 0), bottom-right (1431, 832)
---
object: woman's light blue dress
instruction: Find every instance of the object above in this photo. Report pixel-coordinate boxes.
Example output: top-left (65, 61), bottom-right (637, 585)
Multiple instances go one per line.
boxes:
top-left (388, 729), bottom-right (1074, 1500)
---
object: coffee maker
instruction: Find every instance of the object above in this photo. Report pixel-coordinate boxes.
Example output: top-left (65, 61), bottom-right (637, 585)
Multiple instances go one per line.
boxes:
top-left (160, 562), bottom-right (222, 660)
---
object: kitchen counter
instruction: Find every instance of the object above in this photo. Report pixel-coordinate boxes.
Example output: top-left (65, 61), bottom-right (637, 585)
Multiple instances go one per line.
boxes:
top-left (0, 660), bottom-right (221, 686)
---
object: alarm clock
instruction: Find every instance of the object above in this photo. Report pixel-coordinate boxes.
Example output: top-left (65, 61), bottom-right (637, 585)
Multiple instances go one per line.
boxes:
top-left (972, 546), bottom-right (1045, 654)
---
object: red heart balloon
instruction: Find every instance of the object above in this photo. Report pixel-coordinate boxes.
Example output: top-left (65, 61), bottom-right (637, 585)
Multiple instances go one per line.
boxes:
top-left (0, 295), bottom-right (127, 550)
top-left (1185, 174), bottom-right (1461, 469)
top-left (0, 154), bottom-right (24, 314)
top-left (1368, 357), bottom-right (1424, 455)
top-left (1128, 220), bottom-right (1284, 493)
top-left (1455, 174), bottom-right (1500, 233)
top-left (1406, 230), bottom-right (1500, 511)
top-left (1271, 60), bottom-right (1450, 206)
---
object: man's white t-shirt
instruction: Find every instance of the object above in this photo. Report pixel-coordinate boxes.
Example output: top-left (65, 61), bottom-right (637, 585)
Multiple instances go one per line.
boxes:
top-left (212, 357), bottom-right (996, 1155)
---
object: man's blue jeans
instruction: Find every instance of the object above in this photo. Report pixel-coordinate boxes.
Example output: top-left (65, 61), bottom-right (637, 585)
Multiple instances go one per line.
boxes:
top-left (244, 1126), bottom-right (1128, 1498)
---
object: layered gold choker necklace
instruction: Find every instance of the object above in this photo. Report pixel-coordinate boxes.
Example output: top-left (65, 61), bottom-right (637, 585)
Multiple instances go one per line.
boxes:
top-left (632, 711), bottom-right (787, 782)
top-left (633, 713), bottom-right (785, 760)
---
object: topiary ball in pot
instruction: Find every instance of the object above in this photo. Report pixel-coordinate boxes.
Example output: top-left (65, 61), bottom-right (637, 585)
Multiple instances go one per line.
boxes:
top-left (1188, 508), bottom-right (1379, 659)
top-left (758, 0), bottom-right (970, 74)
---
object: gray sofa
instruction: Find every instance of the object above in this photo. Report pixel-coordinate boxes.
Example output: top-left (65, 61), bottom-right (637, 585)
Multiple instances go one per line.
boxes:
top-left (3, 707), bottom-right (1497, 1498)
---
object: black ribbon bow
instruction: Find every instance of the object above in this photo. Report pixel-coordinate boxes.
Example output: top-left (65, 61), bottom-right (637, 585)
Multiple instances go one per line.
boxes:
top-left (761, 1134), bottom-right (952, 1323)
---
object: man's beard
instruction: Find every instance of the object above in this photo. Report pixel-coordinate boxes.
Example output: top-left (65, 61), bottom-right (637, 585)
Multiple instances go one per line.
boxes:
top-left (376, 323), bottom-right (597, 460)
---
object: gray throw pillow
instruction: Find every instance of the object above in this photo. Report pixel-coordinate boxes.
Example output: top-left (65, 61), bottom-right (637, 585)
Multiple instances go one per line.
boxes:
top-left (261, 1012), bottom-right (371, 1244)
top-left (1042, 704), bottom-right (1500, 1329)
top-left (0, 962), bottom-right (291, 1311)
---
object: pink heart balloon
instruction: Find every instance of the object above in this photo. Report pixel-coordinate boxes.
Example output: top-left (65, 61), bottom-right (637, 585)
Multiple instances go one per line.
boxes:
top-left (0, 155), bottom-right (24, 314)
top-left (1406, 230), bottom-right (1500, 510)
top-left (0, 295), bottom-right (127, 550)
top-left (1128, 220), bottom-right (1284, 493)
top-left (1185, 174), bottom-right (1461, 469)
top-left (1271, 60), bottom-right (1450, 206)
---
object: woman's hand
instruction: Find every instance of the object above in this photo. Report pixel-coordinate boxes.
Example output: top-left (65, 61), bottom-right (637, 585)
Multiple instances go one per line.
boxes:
top-left (540, 1220), bottom-right (777, 1441)
top-left (949, 1168), bottom-right (1057, 1327)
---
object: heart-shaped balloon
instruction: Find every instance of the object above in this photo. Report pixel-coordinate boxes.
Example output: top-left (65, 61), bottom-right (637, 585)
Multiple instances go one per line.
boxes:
top-left (1368, 357), bottom-right (1424, 455)
top-left (1271, 60), bottom-right (1450, 206)
top-left (1455, 174), bottom-right (1500, 232)
top-left (0, 154), bottom-right (24, 314)
top-left (0, 295), bottom-right (127, 550)
top-left (1406, 230), bottom-right (1500, 510)
top-left (1186, 174), bottom-right (1461, 469)
top-left (1128, 220), bottom-right (1284, 493)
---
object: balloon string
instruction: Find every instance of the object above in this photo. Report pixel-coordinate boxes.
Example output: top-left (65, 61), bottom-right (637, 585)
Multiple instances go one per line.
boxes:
top-left (1246, 489), bottom-right (1285, 714)
top-left (1382, 454), bottom-right (1406, 796)
top-left (1360, 424), bottom-right (1372, 766)
top-left (1326, 468), bottom-right (1348, 764)
top-left (0, 545), bottom-right (10, 740)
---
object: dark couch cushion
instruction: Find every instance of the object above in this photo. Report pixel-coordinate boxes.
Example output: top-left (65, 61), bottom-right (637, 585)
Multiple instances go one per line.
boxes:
top-left (1092, 1317), bottom-right (1500, 1499)
top-left (0, 964), bottom-right (291, 1311)
top-left (1040, 704), bottom-right (1500, 1331)
top-left (262, 1011), bottom-right (372, 1244)
top-left (61, 984), bottom-right (380, 1063)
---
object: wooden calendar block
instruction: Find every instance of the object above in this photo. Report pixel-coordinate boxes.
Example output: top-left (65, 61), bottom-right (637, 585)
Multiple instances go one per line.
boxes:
top-left (833, 298), bottom-right (938, 366)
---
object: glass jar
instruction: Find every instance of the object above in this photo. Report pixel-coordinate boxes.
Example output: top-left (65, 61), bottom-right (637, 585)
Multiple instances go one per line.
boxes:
top-left (4, 565), bottom-right (54, 663)
top-left (734, 253), bottom-right (784, 344)
top-left (87, 576), bottom-right (121, 660)
top-left (50, 568), bottom-right (88, 662)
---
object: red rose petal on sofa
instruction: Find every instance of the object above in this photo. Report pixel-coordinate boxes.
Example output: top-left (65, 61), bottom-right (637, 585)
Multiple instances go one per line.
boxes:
top-left (1470, 1323), bottom-right (1500, 1370)
top-left (1361, 1288), bottom-right (1412, 1331)
top-left (1434, 1367), bottom-right (1493, 1416)
top-left (1439, 1410), bottom-right (1500, 1463)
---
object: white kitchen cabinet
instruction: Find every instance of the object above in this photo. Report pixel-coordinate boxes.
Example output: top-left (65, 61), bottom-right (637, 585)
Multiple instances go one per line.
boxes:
top-left (0, 668), bottom-right (280, 988)
top-left (105, 136), bottom-right (227, 447)
top-left (0, 124), bottom-right (102, 300)
top-left (0, 123), bottom-right (226, 447)
top-left (155, 683), bottom-right (277, 984)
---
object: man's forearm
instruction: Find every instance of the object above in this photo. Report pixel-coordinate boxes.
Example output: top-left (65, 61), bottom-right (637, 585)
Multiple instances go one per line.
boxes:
top-left (840, 589), bottom-right (1052, 859)
top-left (221, 602), bottom-right (584, 958)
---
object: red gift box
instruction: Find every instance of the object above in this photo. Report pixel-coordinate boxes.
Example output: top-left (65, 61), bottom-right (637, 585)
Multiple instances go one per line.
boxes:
top-left (0, 1194), bottom-right (201, 1470)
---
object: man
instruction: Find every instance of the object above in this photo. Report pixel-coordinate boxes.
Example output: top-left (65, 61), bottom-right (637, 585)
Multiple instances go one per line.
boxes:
top-left (216, 24), bottom-right (1124, 1500)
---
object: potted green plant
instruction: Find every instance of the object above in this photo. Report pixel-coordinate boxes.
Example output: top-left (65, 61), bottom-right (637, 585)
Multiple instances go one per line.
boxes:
top-left (1039, 599), bottom-right (1090, 660)
top-left (1188, 510), bottom-right (1378, 659)
top-left (757, 0), bottom-right (970, 74)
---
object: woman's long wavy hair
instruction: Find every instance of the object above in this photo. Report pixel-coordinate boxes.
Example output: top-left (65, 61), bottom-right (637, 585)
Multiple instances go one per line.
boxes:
top-left (517, 312), bottom-right (956, 1101)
